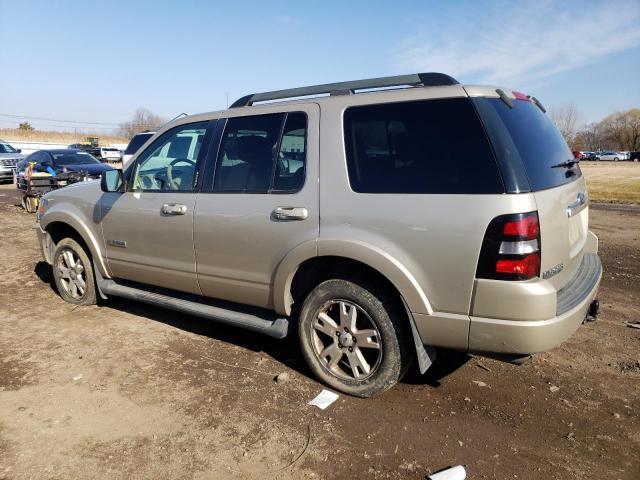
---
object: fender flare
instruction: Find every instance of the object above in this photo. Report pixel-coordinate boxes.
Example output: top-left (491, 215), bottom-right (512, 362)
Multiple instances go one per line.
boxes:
top-left (272, 238), bottom-right (433, 317)
top-left (40, 209), bottom-right (110, 278)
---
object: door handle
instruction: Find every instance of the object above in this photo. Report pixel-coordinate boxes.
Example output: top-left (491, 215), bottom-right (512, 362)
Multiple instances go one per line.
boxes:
top-left (271, 206), bottom-right (308, 221)
top-left (161, 203), bottom-right (188, 216)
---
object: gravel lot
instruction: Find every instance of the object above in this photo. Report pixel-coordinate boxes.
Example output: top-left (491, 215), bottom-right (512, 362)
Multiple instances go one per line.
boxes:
top-left (0, 183), bottom-right (638, 480)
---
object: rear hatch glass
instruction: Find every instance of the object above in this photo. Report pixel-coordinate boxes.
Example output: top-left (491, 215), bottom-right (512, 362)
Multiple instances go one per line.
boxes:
top-left (473, 96), bottom-right (587, 288)
top-left (473, 97), bottom-right (581, 191)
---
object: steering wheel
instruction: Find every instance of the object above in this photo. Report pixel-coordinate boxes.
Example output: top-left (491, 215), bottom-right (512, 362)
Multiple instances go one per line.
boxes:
top-left (166, 158), bottom-right (196, 190)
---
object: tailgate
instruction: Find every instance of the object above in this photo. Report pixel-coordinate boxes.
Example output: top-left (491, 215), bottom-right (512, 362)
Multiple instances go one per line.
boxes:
top-left (533, 177), bottom-right (589, 289)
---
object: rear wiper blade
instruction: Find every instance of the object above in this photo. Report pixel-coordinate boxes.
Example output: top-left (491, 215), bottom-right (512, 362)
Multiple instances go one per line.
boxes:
top-left (551, 159), bottom-right (580, 169)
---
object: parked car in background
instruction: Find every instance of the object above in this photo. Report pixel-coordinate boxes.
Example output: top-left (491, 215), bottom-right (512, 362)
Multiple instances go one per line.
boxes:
top-left (122, 131), bottom-right (156, 166)
top-left (68, 143), bottom-right (101, 158)
top-left (97, 147), bottom-right (122, 163)
top-left (36, 73), bottom-right (601, 397)
top-left (0, 140), bottom-right (27, 182)
top-left (595, 151), bottom-right (623, 161)
top-left (21, 149), bottom-right (114, 179)
top-left (629, 151), bottom-right (640, 162)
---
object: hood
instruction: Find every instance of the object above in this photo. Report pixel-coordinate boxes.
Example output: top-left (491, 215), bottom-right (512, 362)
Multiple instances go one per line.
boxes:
top-left (0, 153), bottom-right (27, 160)
top-left (59, 163), bottom-right (113, 175)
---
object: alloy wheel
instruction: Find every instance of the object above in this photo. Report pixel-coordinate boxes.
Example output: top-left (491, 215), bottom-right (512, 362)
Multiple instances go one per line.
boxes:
top-left (56, 249), bottom-right (87, 299)
top-left (310, 299), bottom-right (382, 381)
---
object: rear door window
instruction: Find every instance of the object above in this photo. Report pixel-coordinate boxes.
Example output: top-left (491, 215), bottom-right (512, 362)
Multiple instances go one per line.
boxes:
top-left (473, 97), bottom-right (580, 191)
top-left (212, 112), bottom-right (307, 193)
top-left (343, 98), bottom-right (504, 194)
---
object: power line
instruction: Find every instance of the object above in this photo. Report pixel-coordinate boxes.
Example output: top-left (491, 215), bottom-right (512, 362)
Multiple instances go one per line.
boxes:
top-left (0, 113), bottom-right (122, 126)
top-left (0, 113), bottom-right (162, 129)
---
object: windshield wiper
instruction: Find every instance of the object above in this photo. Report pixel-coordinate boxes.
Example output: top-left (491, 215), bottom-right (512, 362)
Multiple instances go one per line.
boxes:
top-left (551, 159), bottom-right (580, 169)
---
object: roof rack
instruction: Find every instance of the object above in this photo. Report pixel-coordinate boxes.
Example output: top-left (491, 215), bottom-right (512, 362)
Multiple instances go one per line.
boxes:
top-left (229, 72), bottom-right (459, 108)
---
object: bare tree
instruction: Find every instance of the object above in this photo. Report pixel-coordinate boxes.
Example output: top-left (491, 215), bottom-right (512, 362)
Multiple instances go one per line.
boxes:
top-left (599, 108), bottom-right (640, 151)
top-left (548, 102), bottom-right (582, 146)
top-left (118, 108), bottom-right (166, 138)
top-left (574, 122), bottom-right (604, 151)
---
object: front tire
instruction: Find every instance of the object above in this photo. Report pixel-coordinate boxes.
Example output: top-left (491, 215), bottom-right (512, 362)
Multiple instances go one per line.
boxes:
top-left (52, 238), bottom-right (97, 305)
top-left (298, 278), bottom-right (412, 397)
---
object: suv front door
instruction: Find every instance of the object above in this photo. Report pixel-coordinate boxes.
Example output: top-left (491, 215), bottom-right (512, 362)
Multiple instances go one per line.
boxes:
top-left (99, 121), bottom-right (211, 294)
top-left (194, 105), bottom-right (319, 309)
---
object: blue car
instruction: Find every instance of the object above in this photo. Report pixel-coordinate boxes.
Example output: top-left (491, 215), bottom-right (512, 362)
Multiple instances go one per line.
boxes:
top-left (18, 149), bottom-right (114, 180)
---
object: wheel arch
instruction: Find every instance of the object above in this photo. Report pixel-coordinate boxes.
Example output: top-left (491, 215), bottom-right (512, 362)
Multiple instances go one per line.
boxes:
top-left (273, 239), bottom-right (433, 317)
top-left (41, 213), bottom-right (109, 277)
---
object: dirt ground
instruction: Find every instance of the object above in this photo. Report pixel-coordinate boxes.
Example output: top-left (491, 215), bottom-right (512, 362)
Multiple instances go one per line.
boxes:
top-left (0, 183), bottom-right (638, 480)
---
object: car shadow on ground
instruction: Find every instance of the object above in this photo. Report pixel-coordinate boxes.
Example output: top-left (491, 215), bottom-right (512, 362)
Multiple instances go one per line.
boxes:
top-left (33, 261), bottom-right (470, 388)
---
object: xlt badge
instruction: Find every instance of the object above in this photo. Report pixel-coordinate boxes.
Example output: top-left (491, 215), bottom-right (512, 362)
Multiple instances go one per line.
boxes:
top-left (542, 263), bottom-right (563, 279)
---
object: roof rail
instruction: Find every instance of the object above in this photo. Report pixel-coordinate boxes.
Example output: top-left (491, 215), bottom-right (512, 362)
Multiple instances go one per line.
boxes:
top-left (229, 72), bottom-right (459, 108)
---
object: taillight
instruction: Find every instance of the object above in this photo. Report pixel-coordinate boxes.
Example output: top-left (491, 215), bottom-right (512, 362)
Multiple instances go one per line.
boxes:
top-left (476, 211), bottom-right (541, 281)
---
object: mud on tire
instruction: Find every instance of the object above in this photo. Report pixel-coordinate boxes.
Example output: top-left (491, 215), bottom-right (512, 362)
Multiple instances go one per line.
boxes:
top-left (298, 277), bottom-right (413, 397)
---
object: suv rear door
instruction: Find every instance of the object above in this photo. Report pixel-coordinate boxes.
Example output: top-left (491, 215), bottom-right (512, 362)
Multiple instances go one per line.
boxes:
top-left (194, 104), bottom-right (319, 309)
top-left (100, 121), bottom-right (211, 294)
top-left (472, 94), bottom-right (588, 287)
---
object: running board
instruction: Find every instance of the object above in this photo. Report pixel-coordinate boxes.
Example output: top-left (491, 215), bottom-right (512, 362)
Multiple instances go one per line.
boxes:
top-left (97, 278), bottom-right (289, 339)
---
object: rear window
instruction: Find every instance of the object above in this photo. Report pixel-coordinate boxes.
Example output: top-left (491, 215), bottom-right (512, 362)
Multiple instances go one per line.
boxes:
top-left (124, 133), bottom-right (154, 155)
top-left (473, 98), bottom-right (580, 191)
top-left (52, 151), bottom-right (100, 165)
top-left (344, 98), bottom-right (504, 194)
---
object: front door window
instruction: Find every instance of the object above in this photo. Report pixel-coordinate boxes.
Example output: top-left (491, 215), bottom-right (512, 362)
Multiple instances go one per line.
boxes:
top-left (132, 122), bottom-right (207, 191)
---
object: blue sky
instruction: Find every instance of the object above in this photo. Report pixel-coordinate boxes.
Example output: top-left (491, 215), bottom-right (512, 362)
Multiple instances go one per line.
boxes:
top-left (1, 0), bottom-right (639, 133)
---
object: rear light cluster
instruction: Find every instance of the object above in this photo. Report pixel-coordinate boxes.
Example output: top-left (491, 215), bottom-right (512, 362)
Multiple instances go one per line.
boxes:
top-left (476, 211), bottom-right (541, 281)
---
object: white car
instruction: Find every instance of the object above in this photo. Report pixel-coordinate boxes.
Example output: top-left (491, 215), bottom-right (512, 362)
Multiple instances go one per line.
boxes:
top-left (98, 147), bottom-right (122, 162)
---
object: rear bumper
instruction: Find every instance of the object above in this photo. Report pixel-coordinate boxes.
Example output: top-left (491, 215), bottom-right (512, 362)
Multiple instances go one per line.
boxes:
top-left (468, 253), bottom-right (602, 354)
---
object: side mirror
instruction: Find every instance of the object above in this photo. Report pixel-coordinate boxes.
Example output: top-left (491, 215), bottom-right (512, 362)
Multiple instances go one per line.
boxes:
top-left (16, 149), bottom-right (22, 153)
top-left (101, 169), bottom-right (124, 192)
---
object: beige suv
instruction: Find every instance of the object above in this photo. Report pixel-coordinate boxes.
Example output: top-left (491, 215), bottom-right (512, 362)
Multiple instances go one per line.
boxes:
top-left (36, 73), bottom-right (602, 397)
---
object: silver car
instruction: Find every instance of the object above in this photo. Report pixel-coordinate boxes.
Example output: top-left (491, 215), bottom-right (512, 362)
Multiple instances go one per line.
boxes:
top-left (0, 140), bottom-right (27, 182)
top-left (595, 151), bottom-right (624, 161)
top-left (36, 73), bottom-right (602, 397)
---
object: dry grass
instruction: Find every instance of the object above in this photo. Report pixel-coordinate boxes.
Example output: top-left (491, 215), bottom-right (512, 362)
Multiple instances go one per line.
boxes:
top-left (0, 128), bottom-right (128, 145)
top-left (581, 161), bottom-right (640, 204)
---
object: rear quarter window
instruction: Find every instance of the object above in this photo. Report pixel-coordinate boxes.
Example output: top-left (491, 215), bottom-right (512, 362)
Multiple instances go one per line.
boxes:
top-left (343, 98), bottom-right (504, 194)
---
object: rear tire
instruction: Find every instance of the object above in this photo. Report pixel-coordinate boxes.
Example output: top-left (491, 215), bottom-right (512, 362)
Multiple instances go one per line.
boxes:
top-left (298, 277), bottom-right (413, 397)
top-left (52, 238), bottom-right (97, 306)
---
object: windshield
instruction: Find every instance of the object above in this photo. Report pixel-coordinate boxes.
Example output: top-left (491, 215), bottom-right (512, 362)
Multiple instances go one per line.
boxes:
top-left (0, 143), bottom-right (18, 154)
top-left (473, 97), bottom-right (580, 191)
top-left (124, 133), bottom-right (153, 155)
top-left (52, 151), bottom-right (101, 165)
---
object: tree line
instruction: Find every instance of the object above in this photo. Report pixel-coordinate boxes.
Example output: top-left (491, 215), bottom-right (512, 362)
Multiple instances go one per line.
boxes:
top-left (118, 108), bottom-right (167, 138)
top-left (549, 104), bottom-right (640, 152)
